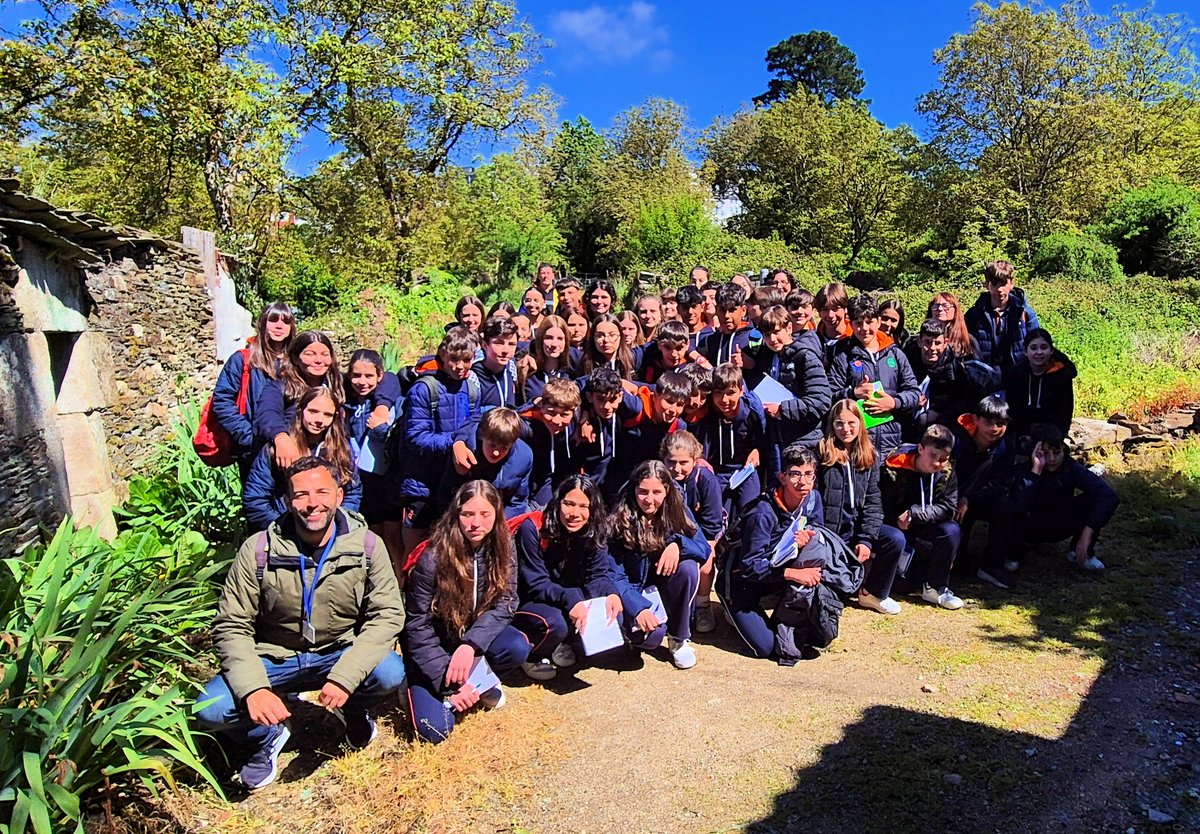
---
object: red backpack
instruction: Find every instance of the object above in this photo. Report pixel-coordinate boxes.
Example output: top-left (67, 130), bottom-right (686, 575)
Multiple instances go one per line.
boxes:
top-left (193, 349), bottom-right (252, 467)
top-left (400, 510), bottom-right (544, 577)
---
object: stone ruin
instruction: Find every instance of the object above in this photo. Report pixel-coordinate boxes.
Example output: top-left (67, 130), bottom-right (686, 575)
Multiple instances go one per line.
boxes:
top-left (0, 179), bottom-right (249, 552)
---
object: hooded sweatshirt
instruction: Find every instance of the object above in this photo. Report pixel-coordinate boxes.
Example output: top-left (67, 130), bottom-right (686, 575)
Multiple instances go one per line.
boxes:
top-left (1003, 353), bottom-right (1077, 438)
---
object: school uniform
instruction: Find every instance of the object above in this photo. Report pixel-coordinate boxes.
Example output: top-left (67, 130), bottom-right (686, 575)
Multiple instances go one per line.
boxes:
top-left (828, 333), bottom-right (921, 456)
top-left (523, 367), bottom-right (572, 404)
top-left (1012, 458), bottom-right (1118, 557)
top-left (677, 465), bottom-right (724, 542)
top-left (344, 375), bottom-right (399, 525)
top-left (815, 319), bottom-right (853, 368)
top-left (695, 393), bottom-right (768, 518)
top-left (952, 414), bottom-right (1019, 574)
top-left (720, 488), bottom-right (827, 659)
top-left (965, 288), bottom-right (1041, 372)
top-left (880, 446), bottom-right (961, 592)
top-left (512, 516), bottom-right (620, 661)
top-left (472, 359), bottom-right (519, 409)
top-left (902, 343), bottom-right (982, 441)
top-left (606, 388), bottom-right (686, 503)
top-left (1003, 355), bottom-right (1077, 440)
top-left (746, 341), bottom-right (831, 474)
top-left (572, 386), bottom-right (643, 501)
top-left (435, 421), bottom-right (533, 519)
top-left (686, 326), bottom-right (714, 355)
top-left (607, 507), bottom-right (709, 646)
top-left (698, 323), bottom-right (756, 367)
top-left (817, 457), bottom-right (904, 604)
top-left (242, 445), bottom-right (362, 532)
top-left (518, 403), bottom-right (583, 507)
top-left (635, 341), bottom-right (689, 384)
top-left (400, 545), bottom-right (531, 744)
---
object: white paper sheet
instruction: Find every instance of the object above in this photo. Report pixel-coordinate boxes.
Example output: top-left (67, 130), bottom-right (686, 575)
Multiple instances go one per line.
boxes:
top-left (579, 596), bottom-right (624, 656)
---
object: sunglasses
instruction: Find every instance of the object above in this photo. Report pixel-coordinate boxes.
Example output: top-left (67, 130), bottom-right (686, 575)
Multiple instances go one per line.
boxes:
top-left (266, 313), bottom-right (294, 323)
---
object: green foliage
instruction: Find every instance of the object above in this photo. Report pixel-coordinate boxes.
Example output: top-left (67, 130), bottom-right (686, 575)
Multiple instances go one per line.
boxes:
top-left (1096, 180), bottom-right (1200, 279)
top-left (257, 229), bottom-right (343, 318)
top-left (0, 520), bottom-right (228, 833)
top-left (626, 193), bottom-right (713, 271)
top-left (755, 30), bottom-right (865, 106)
top-left (115, 397), bottom-right (245, 546)
top-left (1031, 231), bottom-right (1123, 282)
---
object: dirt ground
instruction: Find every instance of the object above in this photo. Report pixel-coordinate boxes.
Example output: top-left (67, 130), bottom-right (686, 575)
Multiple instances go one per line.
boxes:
top-left (133, 454), bottom-right (1200, 834)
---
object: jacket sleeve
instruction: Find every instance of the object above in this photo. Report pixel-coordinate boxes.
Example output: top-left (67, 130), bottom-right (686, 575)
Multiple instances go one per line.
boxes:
top-left (326, 534), bottom-right (406, 693)
top-left (855, 465), bottom-right (883, 548)
top-left (242, 447), bottom-right (285, 532)
top-left (373, 371), bottom-right (402, 410)
top-left (407, 378), bottom-right (455, 454)
top-left (605, 540), bottom-right (651, 615)
top-left (504, 441), bottom-right (533, 517)
top-left (1070, 462), bottom-right (1119, 530)
top-left (461, 553), bottom-right (519, 655)
top-left (516, 519), bottom-right (585, 611)
top-left (253, 378), bottom-right (289, 442)
top-left (674, 506), bottom-right (712, 563)
top-left (583, 542), bottom-right (620, 598)
top-left (778, 350), bottom-right (831, 428)
top-left (739, 507), bottom-right (782, 582)
top-left (694, 470), bottom-right (725, 540)
top-left (889, 351), bottom-right (922, 414)
top-left (827, 351), bottom-right (854, 401)
top-left (399, 547), bottom-right (452, 688)
top-left (210, 351), bottom-right (255, 448)
top-left (212, 537), bottom-right (271, 701)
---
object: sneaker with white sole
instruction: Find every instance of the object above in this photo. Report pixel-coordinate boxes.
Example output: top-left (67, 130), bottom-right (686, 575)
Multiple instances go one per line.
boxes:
top-left (550, 642), bottom-right (577, 668)
top-left (921, 584), bottom-right (965, 610)
top-left (857, 589), bottom-right (902, 615)
top-left (521, 659), bottom-right (557, 681)
top-left (667, 637), bottom-right (697, 669)
top-left (477, 686), bottom-right (506, 710)
top-left (240, 723), bottom-right (290, 791)
top-left (343, 708), bottom-right (378, 751)
top-left (1065, 550), bottom-right (1106, 571)
top-left (976, 567), bottom-right (1015, 589)
top-left (1003, 560), bottom-right (1020, 573)
top-left (694, 602), bottom-right (717, 634)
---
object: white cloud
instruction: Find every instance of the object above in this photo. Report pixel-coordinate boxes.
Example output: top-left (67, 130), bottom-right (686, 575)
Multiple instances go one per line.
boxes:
top-left (549, 2), bottom-right (672, 66)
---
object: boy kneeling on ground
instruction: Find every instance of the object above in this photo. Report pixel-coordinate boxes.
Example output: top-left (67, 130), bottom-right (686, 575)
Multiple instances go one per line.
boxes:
top-left (197, 458), bottom-right (406, 791)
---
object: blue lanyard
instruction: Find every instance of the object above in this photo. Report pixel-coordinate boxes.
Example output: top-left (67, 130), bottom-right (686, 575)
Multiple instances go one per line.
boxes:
top-left (299, 530), bottom-right (338, 624)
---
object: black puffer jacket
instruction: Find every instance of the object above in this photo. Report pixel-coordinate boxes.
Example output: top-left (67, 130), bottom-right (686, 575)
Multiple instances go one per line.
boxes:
top-left (817, 458), bottom-right (883, 550)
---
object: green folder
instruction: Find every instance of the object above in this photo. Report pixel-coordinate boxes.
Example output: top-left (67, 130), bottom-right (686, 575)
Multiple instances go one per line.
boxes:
top-left (857, 382), bottom-right (894, 430)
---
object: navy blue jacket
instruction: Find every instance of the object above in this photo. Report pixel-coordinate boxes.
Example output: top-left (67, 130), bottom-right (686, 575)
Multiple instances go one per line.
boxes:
top-left (828, 334), bottom-right (921, 455)
top-left (523, 367), bottom-right (572, 404)
top-left (573, 388), bottom-right (643, 495)
top-left (686, 326), bottom-right (714, 355)
top-left (965, 288), bottom-right (1041, 372)
top-left (731, 488), bottom-right (824, 584)
top-left (678, 466), bottom-right (724, 541)
top-left (473, 359), bottom-right (519, 409)
top-left (515, 517), bottom-right (618, 612)
top-left (210, 349), bottom-right (273, 453)
top-left (748, 341), bottom-right (831, 450)
top-left (695, 393), bottom-right (767, 481)
top-left (1003, 355), bottom-right (1077, 439)
top-left (400, 543), bottom-right (518, 692)
top-left (607, 507), bottom-right (710, 615)
top-left (437, 421), bottom-right (532, 518)
top-left (879, 446), bottom-right (959, 527)
top-left (1012, 458), bottom-right (1119, 530)
top-left (254, 370), bottom-right (401, 442)
top-left (344, 372), bottom-right (399, 473)
top-left (242, 445), bottom-right (362, 532)
top-left (518, 404), bottom-right (584, 506)
top-left (817, 458), bottom-right (883, 550)
top-left (698, 324), bottom-right (756, 367)
top-left (397, 370), bottom-right (483, 500)
top-left (951, 415), bottom-right (1016, 501)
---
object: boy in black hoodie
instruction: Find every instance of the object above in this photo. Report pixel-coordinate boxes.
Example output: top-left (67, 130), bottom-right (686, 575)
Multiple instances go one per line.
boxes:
top-left (952, 395), bottom-right (1019, 589)
top-left (903, 319), bottom-right (984, 440)
top-left (881, 424), bottom-right (964, 610)
top-left (1012, 425), bottom-right (1118, 571)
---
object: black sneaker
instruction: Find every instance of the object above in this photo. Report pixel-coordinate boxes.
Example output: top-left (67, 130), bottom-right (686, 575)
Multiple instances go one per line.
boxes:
top-left (976, 567), bottom-right (1016, 589)
top-left (240, 723), bottom-right (290, 791)
top-left (344, 708), bottom-right (378, 751)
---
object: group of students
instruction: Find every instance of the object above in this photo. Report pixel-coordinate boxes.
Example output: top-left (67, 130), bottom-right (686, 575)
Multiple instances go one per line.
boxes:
top-left (199, 259), bottom-right (1119, 786)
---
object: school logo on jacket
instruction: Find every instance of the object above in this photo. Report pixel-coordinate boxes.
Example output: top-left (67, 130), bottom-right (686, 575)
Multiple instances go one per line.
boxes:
top-left (887, 357), bottom-right (896, 368)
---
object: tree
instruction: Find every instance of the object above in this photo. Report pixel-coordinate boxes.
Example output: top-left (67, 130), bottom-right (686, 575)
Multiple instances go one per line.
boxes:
top-left (754, 31), bottom-right (865, 106)
top-left (542, 116), bottom-right (612, 274)
top-left (286, 0), bottom-right (552, 288)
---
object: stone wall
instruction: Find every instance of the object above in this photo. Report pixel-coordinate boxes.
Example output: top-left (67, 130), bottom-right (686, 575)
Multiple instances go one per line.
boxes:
top-left (85, 246), bottom-right (220, 484)
top-left (0, 278), bottom-right (70, 552)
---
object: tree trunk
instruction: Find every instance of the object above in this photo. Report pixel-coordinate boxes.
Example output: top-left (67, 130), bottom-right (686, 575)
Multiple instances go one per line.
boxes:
top-left (203, 126), bottom-right (236, 238)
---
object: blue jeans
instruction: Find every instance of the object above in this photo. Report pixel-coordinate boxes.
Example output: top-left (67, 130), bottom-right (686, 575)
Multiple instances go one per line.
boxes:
top-left (195, 649), bottom-right (407, 746)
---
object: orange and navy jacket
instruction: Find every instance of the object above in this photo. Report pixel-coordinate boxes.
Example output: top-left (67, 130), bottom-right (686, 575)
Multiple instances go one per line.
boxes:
top-left (880, 445), bottom-right (958, 526)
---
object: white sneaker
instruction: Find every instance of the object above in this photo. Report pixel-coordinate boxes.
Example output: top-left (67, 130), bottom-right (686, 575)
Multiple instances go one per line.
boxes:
top-left (694, 602), bottom-right (717, 634)
top-left (857, 589), bottom-right (902, 615)
top-left (550, 642), bottom-right (577, 668)
top-left (667, 637), bottom-right (697, 669)
top-left (477, 686), bottom-right (506, 710)
top-left (1081, 556), bottom-right (1106, 571)
top-left (921, 584), bottom-right (965, 610)
top-left (521, 659), bottom-right (557, 681)
top-left (1003, 560), bottom-right (1020, 573)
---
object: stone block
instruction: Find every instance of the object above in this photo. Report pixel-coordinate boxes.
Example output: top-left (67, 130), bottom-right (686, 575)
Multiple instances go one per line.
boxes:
top-left (10, 242), bottom-right (89, 333)
top-left (56, 331), bottom-right (117, 414)
top-left (57, 411), bottom-right (113, 496)
top-left (1070, 417), bottom-right (1132, 451)
top-left (71, 487), bottom-right (118, 541)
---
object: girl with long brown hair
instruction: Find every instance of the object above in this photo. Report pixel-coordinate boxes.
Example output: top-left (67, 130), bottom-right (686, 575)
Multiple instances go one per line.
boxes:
top-left (928, 292), bottom-right (980, 360)
top-left (400, 481), bottom-right (532, 743)
top-left (608, 460), bottom-right (710, 669)
top-left (241, 385), bottom-right (361, 531)
top-left (816, 399), bottom-right (906, 618)
top-left (520, 315), bottom-right (572, 402)
top-left (580, 313), bottom-right (637, 380)
top-left (255, 330), bottom-right (347, 469)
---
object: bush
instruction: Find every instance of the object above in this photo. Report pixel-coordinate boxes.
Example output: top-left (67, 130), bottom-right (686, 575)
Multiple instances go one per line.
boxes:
top-left (1031, 231), bottom-right (1123, 282)
top-left (0, 521), bottom-right (228, 833)
top-left (1096, 180), bottom-right (1200, 280)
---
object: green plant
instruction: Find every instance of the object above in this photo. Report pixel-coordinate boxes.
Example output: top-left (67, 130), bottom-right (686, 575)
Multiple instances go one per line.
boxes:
top-left (1096, 180), bottom-right (1200, 280)
top-left (0, 521), bottom-right (228, 833)
top-left (115, 398), bottom-right (245, 546)
top-left (1030, 231), bottom-right (1122, 282)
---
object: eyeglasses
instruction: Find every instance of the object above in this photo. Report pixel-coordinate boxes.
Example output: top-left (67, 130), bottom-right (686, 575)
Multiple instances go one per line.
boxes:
top-left (266, 313), bottom-right (294, 323)
top-left (929, 303), bottom-right (954, 311)
top-left (779, 470), bottom-right (817, 483)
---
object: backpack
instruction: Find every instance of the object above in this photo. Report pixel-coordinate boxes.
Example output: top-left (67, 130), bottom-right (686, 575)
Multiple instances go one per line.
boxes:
top-left (399, 510), bottom-right (541, 577)
top-left (194, 349), bottom-right (251, 468)
top-left (383, 372), bottom-right (483, 472)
